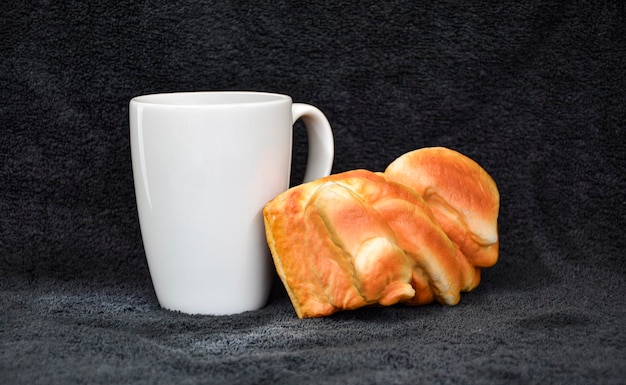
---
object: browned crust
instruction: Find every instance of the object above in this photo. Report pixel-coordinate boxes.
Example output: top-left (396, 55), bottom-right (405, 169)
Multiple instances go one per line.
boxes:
top-left (385, 147), bottom-right (500, 273)
top-left (264, 148), bottom-right (500, 318)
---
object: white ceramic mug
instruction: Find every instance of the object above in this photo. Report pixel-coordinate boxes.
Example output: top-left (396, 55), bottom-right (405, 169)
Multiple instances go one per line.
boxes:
top-left (129, 91), bottom-right (334, 315)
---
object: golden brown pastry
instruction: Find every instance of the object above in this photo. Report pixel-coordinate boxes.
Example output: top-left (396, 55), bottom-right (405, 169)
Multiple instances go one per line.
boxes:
top-left (263, 148), bottom-right (500, 318)
top-left (385, 147), bottom-right (500, 291)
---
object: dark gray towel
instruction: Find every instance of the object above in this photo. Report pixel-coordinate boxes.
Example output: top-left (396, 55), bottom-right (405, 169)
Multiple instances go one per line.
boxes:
top-left (2, 1), bottom-right (625, 384)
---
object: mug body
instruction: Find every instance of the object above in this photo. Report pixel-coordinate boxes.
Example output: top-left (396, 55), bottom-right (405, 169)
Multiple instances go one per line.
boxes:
top-left (130, 92), bottom-right (293, 314)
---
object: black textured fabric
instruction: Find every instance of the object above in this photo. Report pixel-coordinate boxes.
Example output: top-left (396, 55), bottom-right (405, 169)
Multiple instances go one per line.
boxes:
top-left (2, 1), bottom-right (625, 384)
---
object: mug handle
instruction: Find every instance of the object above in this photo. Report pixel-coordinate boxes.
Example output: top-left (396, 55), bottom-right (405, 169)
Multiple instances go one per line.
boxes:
top-left (292, 103), bottom-right (335, 183)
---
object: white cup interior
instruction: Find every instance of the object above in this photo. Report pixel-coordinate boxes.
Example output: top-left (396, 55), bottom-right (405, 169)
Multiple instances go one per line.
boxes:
top-left (131, 91), bottom-right (289, 106)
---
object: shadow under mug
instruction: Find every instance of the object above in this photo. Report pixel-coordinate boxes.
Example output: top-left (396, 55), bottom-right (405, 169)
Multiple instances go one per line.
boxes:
top-left (129, 91), bottom-right (334, 315)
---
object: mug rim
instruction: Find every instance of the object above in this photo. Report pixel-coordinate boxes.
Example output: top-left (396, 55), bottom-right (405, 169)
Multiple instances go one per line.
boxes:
top-left (130, 91), bottom-right (292, 107)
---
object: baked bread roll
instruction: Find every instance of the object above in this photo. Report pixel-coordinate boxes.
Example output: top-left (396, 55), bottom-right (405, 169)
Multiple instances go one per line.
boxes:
top-left (263, 148), bottom-right (499, 318)
top-left (385, 147), bottom-right (500, 291)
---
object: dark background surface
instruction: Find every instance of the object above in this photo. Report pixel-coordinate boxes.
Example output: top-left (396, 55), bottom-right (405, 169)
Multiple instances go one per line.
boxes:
top-left (2, 1), bottom-right (625, 384)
